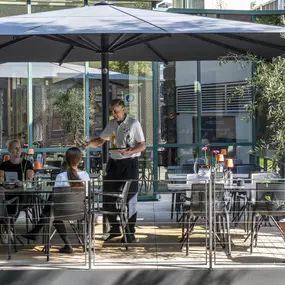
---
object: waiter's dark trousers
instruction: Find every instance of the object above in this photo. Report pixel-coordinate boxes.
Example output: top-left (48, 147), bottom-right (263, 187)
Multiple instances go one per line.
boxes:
top-left (103, 157), bottom-right (139, 234)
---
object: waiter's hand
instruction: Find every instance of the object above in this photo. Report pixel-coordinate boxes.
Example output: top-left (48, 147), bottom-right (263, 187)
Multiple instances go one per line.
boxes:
top-left (117, 148), bottom-right (133, 156)
top-left (75, 138), bottom-right (88, 149)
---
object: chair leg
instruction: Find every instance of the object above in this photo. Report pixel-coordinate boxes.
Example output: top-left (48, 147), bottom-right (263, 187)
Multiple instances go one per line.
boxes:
top-left (46, 221), bottom-right (52, 262)
top-left (25, 210), bottom-right (30, 245)
top-left (12, 225), bottom-right (17, 253)
top-left (255, 216), bottom-right (264, 248)
top-left (120, 214), bottom-right (128, 251)
top-left (221, 216), bottom-right (226, 246)
top-left (171, 192), bottom-right (175, 219)
top-left (69, 221), bottom-right (84, 248)
top-left (225, 212), bottom-right (231, 256)
top-left (250, 214), bottom-right (256, 254)
top-left (7, 218), bottom-right (11, 261)
top-left (186, 213), bottom-right (190, 256)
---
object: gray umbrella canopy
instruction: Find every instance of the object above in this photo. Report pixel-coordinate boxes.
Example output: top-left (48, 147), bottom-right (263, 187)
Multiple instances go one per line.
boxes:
top-left (0, 3), bottom-right (285, 62)
top-left (1, 3), bottom-right (285, 162)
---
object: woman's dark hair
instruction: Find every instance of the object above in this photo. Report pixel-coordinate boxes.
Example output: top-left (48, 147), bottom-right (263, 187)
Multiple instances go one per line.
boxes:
top-left (66, 147), bottom-right (83, 187)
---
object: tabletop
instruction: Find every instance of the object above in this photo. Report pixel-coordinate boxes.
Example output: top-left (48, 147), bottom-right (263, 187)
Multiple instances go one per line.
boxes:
top-left (167, 173), bottom-right (249, 181)
top-left (167, 182), bottom-right (255, 192)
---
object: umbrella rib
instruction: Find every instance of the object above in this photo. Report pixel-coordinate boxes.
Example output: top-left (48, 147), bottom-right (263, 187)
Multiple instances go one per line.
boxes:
top-left (144, 43), bottom-right (168, 64)
top-left (109, 34), bottom-right (127, 51)
top-left (56, 35), bottom-right (99, 52)
top-left (113, 34), bottom-right (169, 51)
top-left (59, 46), bottom-right (74, 65)
top-left (0, 36), bottom-right (32, 51)
top-left (77, 35), bottom-right (101, 52)
top-left (111, 34), bottom-right (143, 51)
top-left (39, 35), bottom-right (96, 52)
top-left (111, 5), bottom-right (169, 33)
top-left (188, 34), bottom-right (251, 56)
top-left (215, 33), bottom-right (285, 51)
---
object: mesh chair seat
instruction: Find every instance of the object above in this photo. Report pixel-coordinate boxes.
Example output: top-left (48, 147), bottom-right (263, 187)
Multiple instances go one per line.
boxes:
top-left (42, 186), bottom-right (87, 261)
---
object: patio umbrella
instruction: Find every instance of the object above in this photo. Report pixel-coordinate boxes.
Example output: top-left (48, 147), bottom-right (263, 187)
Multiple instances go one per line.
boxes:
top-left (1, 2), bottom-right (285, 161)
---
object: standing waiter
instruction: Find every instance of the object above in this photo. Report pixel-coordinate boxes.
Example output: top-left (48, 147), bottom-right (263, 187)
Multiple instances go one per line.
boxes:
top-left (84, 99), bottom-right (146, 242)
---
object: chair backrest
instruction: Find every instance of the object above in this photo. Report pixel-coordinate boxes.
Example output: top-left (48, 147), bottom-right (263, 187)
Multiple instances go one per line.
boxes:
top-left (47, 160), bottom-right (62, 168)
top-left (255, 182), bottom-right (285, 212)
top-left (186, 174), bottom-right (199, 184)
top-left (182, 164), bottom-right (195, 174)
top-left (52, 187), bottom-right (85, 220)
top-left (119, 180), bottom-right (132, 212)
top-left (51, 170), bottom-right (61, 181)
top-left (234, 164), bottom-right (261, 174)
top-left (0, 191), bottom-right (8, 218)
top-left (191, 183), bottom-right (228, 214)
top-left (250, 172), bottom-right (277, 184)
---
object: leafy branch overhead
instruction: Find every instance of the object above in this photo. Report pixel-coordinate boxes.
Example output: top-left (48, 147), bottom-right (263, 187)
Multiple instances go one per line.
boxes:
top-left (220, 53), bottom-right (285, 171)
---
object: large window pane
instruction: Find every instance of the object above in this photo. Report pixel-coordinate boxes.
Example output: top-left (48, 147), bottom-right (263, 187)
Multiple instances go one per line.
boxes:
top-left (0, 63), bottom-right (28, 149)
top-left (32, 62), bottom-right (84, 148)
top-left (200, 61), bottom-right (252, 145)
top-left (0, 2), bottom-right (28, 151)
top-left (88, 61), bottom-right (153, 147)
top-left (160, 62), bottom-right (198, 145)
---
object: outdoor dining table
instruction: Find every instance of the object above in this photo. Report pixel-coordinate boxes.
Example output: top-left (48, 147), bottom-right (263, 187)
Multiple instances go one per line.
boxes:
top-left (167, 174), bottom-right (255, 222)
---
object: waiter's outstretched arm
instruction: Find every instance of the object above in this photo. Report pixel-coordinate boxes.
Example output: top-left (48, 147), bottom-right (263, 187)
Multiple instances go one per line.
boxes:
top-left (84, 137), bottom-right (107, 149)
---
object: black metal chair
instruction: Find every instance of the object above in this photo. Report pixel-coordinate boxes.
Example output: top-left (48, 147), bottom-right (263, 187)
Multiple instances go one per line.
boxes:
top-left (42, 186), bottom-right (87, 261)
top-left (180, 183), bottom-right (231, 256)
top-left (0, 190), bottom-right (19, 260)
top-left (246, 182), bottom-right (285, 254)
top-left (93, 180), bottom-right (132, 250)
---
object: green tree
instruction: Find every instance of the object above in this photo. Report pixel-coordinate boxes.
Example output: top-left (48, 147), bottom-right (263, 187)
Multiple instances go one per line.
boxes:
top-left (220, 53), bottom-right (285, 171)
top-left (53, 88), bottom-right (84, 144)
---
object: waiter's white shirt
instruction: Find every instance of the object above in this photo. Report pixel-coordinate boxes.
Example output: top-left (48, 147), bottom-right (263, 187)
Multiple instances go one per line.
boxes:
top-left (100, 115), bottom-right (145, 160)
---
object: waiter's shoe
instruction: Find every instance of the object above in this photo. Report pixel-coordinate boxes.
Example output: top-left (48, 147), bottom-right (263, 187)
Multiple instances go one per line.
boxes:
top-left (121, 233), bottom-right (138, 243)
top-left (58, 245), bottom-right (73, 254)
top-left (104, 228), bottom-right (121, 241)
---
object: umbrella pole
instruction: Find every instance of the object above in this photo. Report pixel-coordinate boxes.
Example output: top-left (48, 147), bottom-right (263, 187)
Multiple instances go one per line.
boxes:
top-left (101, 34), bottom-right (110, 233)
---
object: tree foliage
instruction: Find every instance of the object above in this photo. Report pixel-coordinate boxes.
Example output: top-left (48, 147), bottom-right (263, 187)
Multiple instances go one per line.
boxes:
top-left (220, 53), bottom-right (285, 171)
top-left (53, 88), bottom-right (85, 144)
top-left (109, 61), bottom-right (152, 77)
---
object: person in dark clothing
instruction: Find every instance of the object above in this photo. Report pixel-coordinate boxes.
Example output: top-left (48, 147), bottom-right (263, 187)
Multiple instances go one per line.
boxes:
top-left (84, 99), bottom-right (146, 242)
top-left (0, 139), bottom-right (34, 216)
top-left (22, 147), bottom-right (89, 254)
top-left (0, 139), bottom-right (33, 182)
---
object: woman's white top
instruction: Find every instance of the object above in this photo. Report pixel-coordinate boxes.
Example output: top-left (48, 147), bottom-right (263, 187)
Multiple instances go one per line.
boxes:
top-left (55, 171), bottom-right (90, 188)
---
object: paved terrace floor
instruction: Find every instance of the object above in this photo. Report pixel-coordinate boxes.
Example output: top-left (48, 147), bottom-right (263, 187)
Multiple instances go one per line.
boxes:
top-left (1, 194), bottom-right (285, 269)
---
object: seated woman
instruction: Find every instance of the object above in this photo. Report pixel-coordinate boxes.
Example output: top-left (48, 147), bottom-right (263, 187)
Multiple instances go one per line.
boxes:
top-left (22, 147), bottom-right (90, 254)
top-left (0, 139), bottom-right (33, 183)
top-left (0, 139), bottom-right (33, 216)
